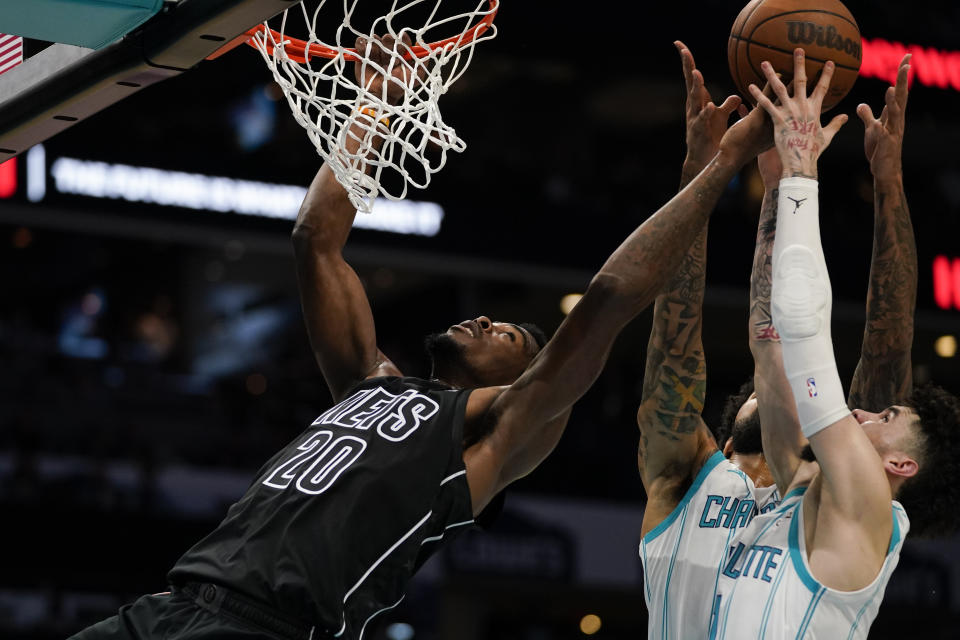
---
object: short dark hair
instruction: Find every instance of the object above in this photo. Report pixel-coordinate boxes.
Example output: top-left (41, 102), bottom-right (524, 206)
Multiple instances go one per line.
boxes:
top-left (518, 322), bottom-right (549, 352)
top-left (717, 378), bottom-right (758, 452)
top-left (896, 382), bottom-right (960, 538)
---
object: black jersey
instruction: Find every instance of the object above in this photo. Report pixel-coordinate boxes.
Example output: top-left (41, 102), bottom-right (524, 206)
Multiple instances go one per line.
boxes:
top-left (168, 377), bottom-right (476, 638)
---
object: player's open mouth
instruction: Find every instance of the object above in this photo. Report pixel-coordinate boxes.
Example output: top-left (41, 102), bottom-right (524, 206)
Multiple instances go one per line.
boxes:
top-left (451, 321), bottom-right (478, 338)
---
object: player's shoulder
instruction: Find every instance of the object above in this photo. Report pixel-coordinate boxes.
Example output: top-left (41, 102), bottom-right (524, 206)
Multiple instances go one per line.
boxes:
top-left (699, 451), bottom-right (753, 488)
top-left (652, 450), bottom-right (730, 512)
top-left (641, 450), bottom-right (742, 543)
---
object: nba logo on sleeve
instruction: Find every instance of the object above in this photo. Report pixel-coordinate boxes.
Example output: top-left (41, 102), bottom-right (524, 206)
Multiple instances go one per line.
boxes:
top-left (806, 378), bottom-right (818, 398)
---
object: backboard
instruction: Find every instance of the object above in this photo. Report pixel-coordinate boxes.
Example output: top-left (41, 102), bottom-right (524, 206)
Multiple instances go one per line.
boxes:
top-left (0, 0), bottom-right (302, 162)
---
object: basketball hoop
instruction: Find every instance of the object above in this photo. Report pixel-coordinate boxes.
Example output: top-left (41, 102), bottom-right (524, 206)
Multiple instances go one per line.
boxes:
top-left (245, 0), bottom-right (499, 212)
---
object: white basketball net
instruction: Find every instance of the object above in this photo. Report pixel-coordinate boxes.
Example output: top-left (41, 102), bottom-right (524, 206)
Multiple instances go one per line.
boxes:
top-left (251, 1), bottom-right (498, 212)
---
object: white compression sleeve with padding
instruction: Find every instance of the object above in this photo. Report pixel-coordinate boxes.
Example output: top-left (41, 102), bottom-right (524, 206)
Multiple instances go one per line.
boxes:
top-left (771, 177), bottom-right (851, 438)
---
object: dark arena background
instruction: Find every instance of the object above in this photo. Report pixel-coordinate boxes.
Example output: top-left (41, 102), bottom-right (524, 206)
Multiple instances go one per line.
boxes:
top-left (2, 1), bottom-right (960, 638)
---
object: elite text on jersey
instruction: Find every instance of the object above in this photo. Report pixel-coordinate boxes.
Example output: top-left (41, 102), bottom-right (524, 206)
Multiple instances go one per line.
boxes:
top-left (708, 489), bottom-right (909, 639)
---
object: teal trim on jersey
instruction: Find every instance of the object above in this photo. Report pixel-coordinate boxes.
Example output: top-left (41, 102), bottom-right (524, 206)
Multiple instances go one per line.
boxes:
top-left (641, 540), bottom-right (652, 603)
top-left (643, 450), bottom-right (725, 543)
top-left (757, 486), bottom-right (783, 513)
top-left (708, 593), bottom-right (721, 640)
top-left (788, 501), bottom-right (821, 594)
top-left (758, 552), bottom-right (788, 638)
top-left (717, 507), bottom-right (793, 639)
top-left (848, 505), bottom-right (905, 639)
top-left (661, 506), bottom-right (691, 639)
top-left (847, 596), bottom-right (873, 640)
top-left (781, 486), bottom-right (808, 504)
top-left (757, 504), bottom-right (792, 541)
top-left (748, 508), bottom-right (794, 638)
top-left (795, 587), bottom-right (826, 639)
top-left (847, 579), bottom-right (882, 640)
top-left (709, 514), bottom-right (742, 628)
top-left (726, 468), bottom-right (753, 505)
top-left (725, 466), bottom-right (750, 487)
top-left (718, 577), bottom-right (737, 639)
top-left (708, 460), bottom-right (762, 624)
top-left (847, 604), bottom-right (867, 640)
top-left (888, 505), bottom-right (903, 554)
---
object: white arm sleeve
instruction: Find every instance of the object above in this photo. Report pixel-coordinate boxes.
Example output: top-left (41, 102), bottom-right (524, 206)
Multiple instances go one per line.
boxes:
top-left (771, 177), bottom-right (851, 438)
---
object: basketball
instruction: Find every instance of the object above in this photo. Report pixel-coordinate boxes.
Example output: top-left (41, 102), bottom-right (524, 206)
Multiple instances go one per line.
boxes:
top-left (728, 0), bottom-right (861, 110)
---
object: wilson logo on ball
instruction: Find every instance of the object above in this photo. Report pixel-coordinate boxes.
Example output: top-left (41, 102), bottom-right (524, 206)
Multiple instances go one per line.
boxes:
top-left (785, 22), bottom-right (862, 60)
top-left (729, 0), bottom-right (862, 111)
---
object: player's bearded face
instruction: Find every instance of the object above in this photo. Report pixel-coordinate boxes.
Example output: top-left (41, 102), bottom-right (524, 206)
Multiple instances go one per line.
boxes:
top-left (425, 319), bottom-right (533, 387)
top-left (424, 332), bottom-right (470, 374)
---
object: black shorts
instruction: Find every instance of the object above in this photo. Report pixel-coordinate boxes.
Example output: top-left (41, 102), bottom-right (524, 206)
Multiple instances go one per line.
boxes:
top-left (67, 583), bottom-right (323, 640)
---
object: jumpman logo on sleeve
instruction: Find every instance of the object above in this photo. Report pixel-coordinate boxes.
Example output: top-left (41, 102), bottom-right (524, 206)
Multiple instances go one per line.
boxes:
top-left (787, 197), bottom-right (807, 214)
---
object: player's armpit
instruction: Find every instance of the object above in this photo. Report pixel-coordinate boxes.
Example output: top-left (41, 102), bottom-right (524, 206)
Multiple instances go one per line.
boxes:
top-left (636, 398), bottom-right (711, 490)
top-left (638, 425), bottom-right (715, 537)
top-left (806, 416), bottom-right (894, 585)
top-left (461, 385), bottom-right (510, 515)
top-left (461, 439), bottom-right (502, 516)
top-left (636, 295), bottom-right (715, 535)
top-left (462, 385), bottom-right (573, 514)
top-left (496, 410), bottom-right (571, 486)
top-left (635, 339), bottom-right (714, 493)
top-left (465, 412), bottom-right (571, 515)
top-left (804, 454), bottom-right (895, 591)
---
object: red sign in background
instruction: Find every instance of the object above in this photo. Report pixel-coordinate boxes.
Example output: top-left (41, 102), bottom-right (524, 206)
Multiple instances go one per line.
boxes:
top-left (0, 157), bottom-right (15, 198)
top-left (861, 38), bottom-right (960, 90)
top-left (934, 256), bottom-right (960, 311)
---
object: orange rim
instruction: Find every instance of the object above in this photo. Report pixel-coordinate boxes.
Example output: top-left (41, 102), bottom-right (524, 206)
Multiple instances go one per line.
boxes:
top-left (244, 0), bottom-right (498, 64)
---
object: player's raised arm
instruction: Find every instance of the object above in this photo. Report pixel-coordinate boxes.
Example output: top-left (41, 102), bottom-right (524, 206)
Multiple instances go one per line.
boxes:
top-left (637, 42), bottom-right (742, 531)
top-left (747, 149), bottom-right (808, 495)
top-left (848, 55), bottom-right (916, 412)
top-left (751, 50), bottom-right (894, 587)
top-left (291, 35), bottom-right (414, 401)
top-left (462, 89), bottom-right (772, 513)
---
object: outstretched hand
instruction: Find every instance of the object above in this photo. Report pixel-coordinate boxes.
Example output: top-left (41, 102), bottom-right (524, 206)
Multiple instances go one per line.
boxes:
top-left (857, 54), bottom-right (910, 182)
top-left (676, 41), bottom-right (743, 169)
top-left (353, 33), bottom-right (421, 105)
top-left (716, 93), bottom-right (775, 168)
top-left (749, 49), bottom-right (848, 180)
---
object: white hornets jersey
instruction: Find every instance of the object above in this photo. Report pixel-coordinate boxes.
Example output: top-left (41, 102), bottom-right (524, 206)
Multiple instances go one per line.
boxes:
top-left (709, 488), bottom-right (909, 639)
top-left (640, 451), bottom-right (781, 639)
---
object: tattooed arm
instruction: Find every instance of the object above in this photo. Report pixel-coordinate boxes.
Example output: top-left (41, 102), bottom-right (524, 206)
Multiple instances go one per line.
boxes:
top-left (636, 225), bottom-right (711, 499)
top-left (463, 92), bottom-right (771, 516)
top-left (748, 150), bottom-right (808, 494)
top-left (848, 55), bottom-right (916, 412)
top-left (637, 42), bottom-right (742, 534)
